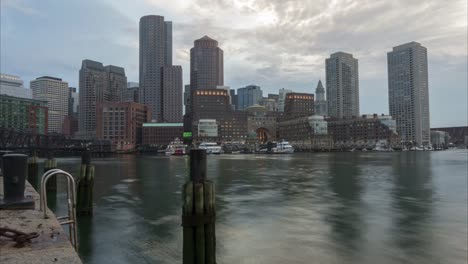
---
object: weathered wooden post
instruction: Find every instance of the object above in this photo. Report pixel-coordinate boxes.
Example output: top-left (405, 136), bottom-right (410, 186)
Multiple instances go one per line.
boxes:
top-left (44, 152), bottom-right (57, 192)
top-left (27, 151), bottom-right (39, 189)
top-left (77, 150), bottom-right (94, 216)
top-left (182, 149), bottom-right (216, 264)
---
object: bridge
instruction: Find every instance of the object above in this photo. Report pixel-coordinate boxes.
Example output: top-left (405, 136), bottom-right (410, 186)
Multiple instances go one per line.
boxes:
top-left (0, 128), bottom-right (111, 154)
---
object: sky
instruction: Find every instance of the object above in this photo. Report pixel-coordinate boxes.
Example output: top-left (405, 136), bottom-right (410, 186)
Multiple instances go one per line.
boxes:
top-left (1, 0), bottom-right (467, 127)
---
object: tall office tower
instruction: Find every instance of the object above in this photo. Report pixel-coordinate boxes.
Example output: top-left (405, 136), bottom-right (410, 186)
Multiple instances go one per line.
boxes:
top-left (237, 85), bottom-right (263, 110)
top-left (190, 36), bottom-right (224, 91)
top-left (387, 42), bottom-right (430, 146)
top-left (31, 76), bottom-right (69, 133)
top-left (78, 60), bottom-right (107, 139)
top-left (68, 87), bottom-right (79, 115)
top-left (314, 80), bottom-right (328, 116)
top-left (105, 65), bottom-right (127, 102)
top-left (139, 15), bottom-right (182, 121)
top-left (162, 66), bottom-right (183, 122)
top-left (0, 73), bottom-right (32, 99)
top-left (139, 15), bottom-right (166, 119)
top-left (165, 21), bottom-right (172, 65)
top-left (184, 84), bottom-right (191, 113)
top-left (78, 59), bottom-right (126, 139)
top-left (278, 88), bottom-right (292, 112)
top-left (325, 52), bottom-right (359, 118)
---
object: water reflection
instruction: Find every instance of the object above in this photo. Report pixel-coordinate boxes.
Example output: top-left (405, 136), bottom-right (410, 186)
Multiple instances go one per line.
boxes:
top-left (325, 153), bottom-right (364, 260)
top-left (390, 152), bottom-right (434, 262)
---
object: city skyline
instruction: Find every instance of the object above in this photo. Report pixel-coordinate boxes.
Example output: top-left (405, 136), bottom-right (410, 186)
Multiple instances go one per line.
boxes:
top-left (1, 0), bottom-right (467, 127)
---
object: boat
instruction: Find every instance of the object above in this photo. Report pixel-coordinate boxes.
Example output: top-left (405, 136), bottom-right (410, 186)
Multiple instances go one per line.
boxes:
top-left (198, 142), bottom-right (223, 154)
top-left (270, 141), bottom-right (294, 154)
top-left (165, 138), bottom-right (187, 155)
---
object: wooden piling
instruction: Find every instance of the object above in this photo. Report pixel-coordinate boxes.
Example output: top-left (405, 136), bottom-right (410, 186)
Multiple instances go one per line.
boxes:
top-left (182, 149), bottom-right (216, 264)
top-left (204, 181), bottom-right (216, 264)
top-left (183, 182), bottom-right (195, 264)
top-left (77, 151), bottom-right (94, 216)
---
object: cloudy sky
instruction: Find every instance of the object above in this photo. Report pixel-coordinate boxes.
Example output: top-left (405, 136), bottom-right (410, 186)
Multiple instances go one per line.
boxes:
top-left (1, 0), bottom-right (467, 127)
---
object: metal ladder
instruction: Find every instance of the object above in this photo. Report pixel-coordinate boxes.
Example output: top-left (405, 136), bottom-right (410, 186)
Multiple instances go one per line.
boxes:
top-left (40, 169), bottom-right (78, 251)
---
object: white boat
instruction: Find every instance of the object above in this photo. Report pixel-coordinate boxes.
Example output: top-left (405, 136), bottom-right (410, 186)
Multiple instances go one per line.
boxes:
top-left (199, 142), bottom-right (222, 154)
top-left (165, 138), bottom-right (187, 155)
top-left (271, 141), bottom-right (294, 154)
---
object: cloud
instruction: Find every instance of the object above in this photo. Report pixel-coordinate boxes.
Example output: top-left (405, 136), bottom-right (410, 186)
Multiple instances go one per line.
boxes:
top-left (0, 0), bottom-right (466, 126)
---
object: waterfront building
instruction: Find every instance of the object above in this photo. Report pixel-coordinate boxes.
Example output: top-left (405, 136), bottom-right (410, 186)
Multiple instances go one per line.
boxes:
top-left (0, 73), bottom-right (32, 99)
top-left (430, 130), bottom-right (449, 149)
top-left (277, 115), bottom-right (332, 149)
top-left (326, 52), bottom-right (359, 118)
top-left (0, 94), bottom-right (48, 134)
top-left (191, 89), bottom-right (247, 141)
top-left (63, 115), bottom-right (78, 137)
top-left (237, 85), bottom-right (263, 110)
top-left (198, 119), bottom-right (218, 138)
top-left (314, 80), bottom-right (327, 116)
top-left (278, 88), bottom-right (292, 112)
top-left (31, 76), bottom-right (69, 133)
top-left (162, 66), bottom-right (183, 122)
top-left (139, 15), bottom-right (182, 121)
top-left (96, 102), bottom-right (151, 150)
top-left (283, 92), bottom-right (314, 119)
top-left (246, 105), bottom-right (277, 142)
top-left (78, 59), bottom-right (127, 139)
top-left (388, 42), bottom-right (430, 146)
top-left (327, 114), bottom-right (400, 148)
top-left (142, 123), bottom-right (184, 146)
top-left (190, 36), bottom-right (224, 91)
top-left (430, 126), bottom-right (468, 146)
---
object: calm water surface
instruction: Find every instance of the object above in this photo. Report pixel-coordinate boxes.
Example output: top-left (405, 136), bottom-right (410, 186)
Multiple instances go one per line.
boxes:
top-left (47, 150), bottom-right (467, 264)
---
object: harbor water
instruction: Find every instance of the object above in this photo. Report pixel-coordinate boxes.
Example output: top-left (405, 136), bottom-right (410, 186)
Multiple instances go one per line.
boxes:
top-left (48, 150), bottom-right (467, 264)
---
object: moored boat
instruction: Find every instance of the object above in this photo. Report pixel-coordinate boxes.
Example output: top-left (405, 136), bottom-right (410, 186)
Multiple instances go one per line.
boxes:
top-left (165, 138), bottom-right (187, 155)
top-left (199, 142), bottom-right (222, 154)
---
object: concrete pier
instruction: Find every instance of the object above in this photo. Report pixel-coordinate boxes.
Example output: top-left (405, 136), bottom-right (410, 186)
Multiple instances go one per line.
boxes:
top-left (0, 179), bottom-right (82, 264)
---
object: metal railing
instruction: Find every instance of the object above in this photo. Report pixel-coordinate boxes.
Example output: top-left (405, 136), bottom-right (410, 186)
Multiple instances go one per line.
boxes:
top-left (40, 169), bottom-right (78, 251)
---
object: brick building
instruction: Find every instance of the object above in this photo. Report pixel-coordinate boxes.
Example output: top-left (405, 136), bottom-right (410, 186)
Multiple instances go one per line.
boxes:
top-left (327, 114), bottom-right (400, 148)
top-left (96, 102), bottom-right (151, 150)
top-left (0, 94), bottom-right (48, 134)
top-left (142, 123), bottom-right (184, 146)
top-left (191, 89), bottom-right (247, 141)
top-left (63, 115), bottom-right (78, 137)
top-left (283, 93), bottom-right (314, 120)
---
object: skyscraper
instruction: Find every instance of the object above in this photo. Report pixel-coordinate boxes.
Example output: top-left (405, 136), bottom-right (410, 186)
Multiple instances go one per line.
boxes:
top-left (388, 42), bottom-right (430, 146)
top-left (31, 76), bottom-right (69, 133)
top-left (162, 65), bottom-right (183, 122)
top-left (314, 80), bottom-right (327, 116)
top-left (106, 65), bottom-right (127, 102)
top-left (78, 59), bottom-right (126, 139)
top-left (237, 85), bottom-right (263, 110)
top-left (278, 88), bottom-right (292, 112)
top-left (139, 15), bottom-right (166, 119)
top-left (190, 36), bottom-right (224, 91)
top-left (326, 52), bottom-right (359, 118)
top-left (139, 15), bottom-right (182, 122)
